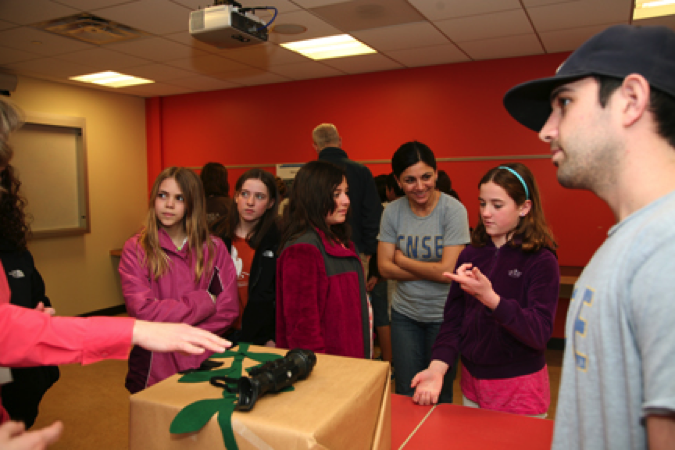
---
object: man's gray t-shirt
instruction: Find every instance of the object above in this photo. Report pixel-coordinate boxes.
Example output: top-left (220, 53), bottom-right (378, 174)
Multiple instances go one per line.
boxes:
top-left (379, 193), bottom-right (469, 323)
top-left (553, 190), bottom-right (675, 450)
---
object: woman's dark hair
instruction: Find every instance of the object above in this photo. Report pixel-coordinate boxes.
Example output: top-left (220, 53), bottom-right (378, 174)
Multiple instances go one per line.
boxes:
top-left (216, 169), bottom-right (278, 250)
top-left (386, 172), bottom-right (404, 197)
top-left (471, 162), bottom-right (557, 253)
top-left (279, 161), bottom-right (351, 250)
top-left (0, 165), bottom-right (30, 250)
top-left (374, 174), bottom-right (387, 203)
top-left (436, 170), bottom-right (460, 201)
top-left (200, 162), bottom-right (229, 197)
top-left (391, 141), bottom-right (436, 178)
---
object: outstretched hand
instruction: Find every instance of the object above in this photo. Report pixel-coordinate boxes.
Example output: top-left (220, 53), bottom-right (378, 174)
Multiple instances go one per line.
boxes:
top-left (411, 360), bottom-right (450, 406)
top-left (132, 321), bottom-right (231, 355)
top-left (443, 263), bottom-right (500, 309)
top-left (0, 421), bottom-right (63, 450)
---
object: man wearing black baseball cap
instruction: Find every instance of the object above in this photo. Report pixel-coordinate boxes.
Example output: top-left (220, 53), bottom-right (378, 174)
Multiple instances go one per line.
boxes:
top-left (504, 24), bottom-right (675, 450)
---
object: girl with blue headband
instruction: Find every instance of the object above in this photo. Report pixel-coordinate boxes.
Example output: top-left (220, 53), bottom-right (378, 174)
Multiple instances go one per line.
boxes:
top-left (412, 162), bottom-right (560, 417)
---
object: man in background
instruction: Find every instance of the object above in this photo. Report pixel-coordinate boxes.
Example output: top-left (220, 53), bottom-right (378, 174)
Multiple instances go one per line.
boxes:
top-left (313, 124), bottom-right (382, 266)
top-left (504, 24), bottom-right (675, 449)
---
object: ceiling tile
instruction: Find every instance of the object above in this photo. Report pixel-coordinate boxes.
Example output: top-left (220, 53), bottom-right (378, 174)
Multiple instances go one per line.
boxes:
top-left (211, 68), bottom-right (290, 86)
top-left (268, 61), bottom-right (345, 80)
top-left (539, 23), bottom-right (624, 53)
top-left (292, 0), bottom-right (352, 8)
top-left (634, 14), bottom-right (675, 29)
top-left (435, 9), bottom-right (534, 42)
top-left (55, 47), bottom-right (150, 70)
top-left (408, 0), bottom-right (522, 21)
top-left (162, 30), bottom-right (225, 53)
top-left (165, 54), bottom-right (250, 74)
top-left (3, 57), bottom-right (97, 78)
top-left (0, 46), bottom-right (42, 65)
top-left (321, 53), bottom-right (403, 74)
top-left (117, 81), bottom-right (198, 97)
top-left (215, 44), bottom-right (310, 68)
top-left (458, 33), bottom-right (544, 60)
top-left (122, 63), bottom-right (195, 81)
top-left (309, 0), bottom-right (425, 32)
top-left (386, 43), bottom-right (470, 67)
top-left (528, 0), bottom-right (632, 32)
top-left (0, 20), bottom-right (16, 31)
top-left (164, 74), bottom-right (242, 91)
top-left (352, 21), bottom-right (449, 51)
top-left (522, 0), bottom-right (578, 6)
top-left (106, 36), bottom-right (207, 61)
top-left (55, 0), bottom-right (135, 10)
top-left (263, 10), bottom-right (342, 44)
top-left (0, 0), bottom-right (79, 25)
top-left (0, 27), bottom-right (94, 55)
top-left (95, 0), bottom-right (191, 35)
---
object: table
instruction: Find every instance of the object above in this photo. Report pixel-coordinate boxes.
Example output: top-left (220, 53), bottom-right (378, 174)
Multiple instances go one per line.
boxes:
top-left (391, 394), bottom-right (554, 450)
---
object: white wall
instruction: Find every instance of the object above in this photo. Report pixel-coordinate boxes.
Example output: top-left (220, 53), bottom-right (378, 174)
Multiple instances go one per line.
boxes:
top-left (12, 76), bottom-right (148, 316)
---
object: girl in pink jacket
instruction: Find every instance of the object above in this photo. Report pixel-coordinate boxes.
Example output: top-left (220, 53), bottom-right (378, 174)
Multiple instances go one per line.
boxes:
top-left (118, 167), bottom-right (238, 393)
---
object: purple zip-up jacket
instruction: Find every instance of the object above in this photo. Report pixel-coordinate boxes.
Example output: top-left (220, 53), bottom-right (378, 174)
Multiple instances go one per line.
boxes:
top-left (118, 229), bottom-right (238, 392)
top-left (431, 240), bottom-right (560, 379)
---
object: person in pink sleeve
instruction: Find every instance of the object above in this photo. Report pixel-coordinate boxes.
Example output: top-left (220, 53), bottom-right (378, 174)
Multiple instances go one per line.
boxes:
top-left (118, 166), bottom-right (238, 393)
top-left (0, 95), bottom-right (232, 450)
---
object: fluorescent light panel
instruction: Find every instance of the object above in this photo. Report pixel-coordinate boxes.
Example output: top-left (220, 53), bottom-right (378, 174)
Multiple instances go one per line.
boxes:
top-left (281, 34), bottom-right (376, 60)
top-left (634, 0), bottom-right (675, 19)
top-left (69, 71), bottom-right (154, 88)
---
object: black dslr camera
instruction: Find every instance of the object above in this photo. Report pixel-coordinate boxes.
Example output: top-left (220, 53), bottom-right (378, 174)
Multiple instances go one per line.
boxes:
top-left (211, 348), bottom-right (317, 411)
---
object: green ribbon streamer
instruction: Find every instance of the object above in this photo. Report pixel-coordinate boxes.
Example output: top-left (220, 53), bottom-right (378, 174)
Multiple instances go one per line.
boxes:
top-left (170, 343), bottom-right (292, 449)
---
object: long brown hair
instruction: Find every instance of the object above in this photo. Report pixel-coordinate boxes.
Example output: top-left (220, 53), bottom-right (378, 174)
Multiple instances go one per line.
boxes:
top-left (139, 167), bottom-right (214, 281)
top-left (215, 168), bottom-right (278, 249)
top-left (471, 162), bottom-right (557, 253)
top-left (279, 161), bottom-right (351, 250)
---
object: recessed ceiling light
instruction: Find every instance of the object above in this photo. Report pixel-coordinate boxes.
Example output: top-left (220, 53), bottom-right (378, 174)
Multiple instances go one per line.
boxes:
top-left (69, 71), bottom-right (154, 88)
top-left (634, 0), bottom-right (675, 20)
top-left (281, 34), bottom-right (376, 60)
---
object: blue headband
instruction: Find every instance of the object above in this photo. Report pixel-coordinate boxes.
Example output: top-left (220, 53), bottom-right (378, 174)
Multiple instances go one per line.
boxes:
top-left (498, 166), bottom-right (529, 200)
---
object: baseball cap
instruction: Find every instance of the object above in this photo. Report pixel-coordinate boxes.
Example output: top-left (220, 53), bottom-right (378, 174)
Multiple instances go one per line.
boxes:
top-left (503, 24), bottom-right (675, 132)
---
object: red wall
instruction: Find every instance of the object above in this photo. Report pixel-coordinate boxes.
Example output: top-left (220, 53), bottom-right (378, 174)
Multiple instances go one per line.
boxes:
top-left (146, 52), bottom-right (615, 267)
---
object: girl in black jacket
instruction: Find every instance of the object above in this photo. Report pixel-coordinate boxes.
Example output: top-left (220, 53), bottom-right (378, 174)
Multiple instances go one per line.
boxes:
top-left (215, 169), bottom-right (279, 346)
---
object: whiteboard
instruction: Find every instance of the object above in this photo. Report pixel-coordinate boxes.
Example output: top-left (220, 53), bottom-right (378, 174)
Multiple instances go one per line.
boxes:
top-left (9, 113), bottom-right (90, 238)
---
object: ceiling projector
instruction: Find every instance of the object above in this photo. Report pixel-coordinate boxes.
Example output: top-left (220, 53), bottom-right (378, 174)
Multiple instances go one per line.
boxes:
top-left (189, 4), bottom-right (268, 49)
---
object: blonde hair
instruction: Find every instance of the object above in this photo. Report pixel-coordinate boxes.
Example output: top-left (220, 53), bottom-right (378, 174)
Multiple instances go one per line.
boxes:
top-left (140, 167), bottom-right (214, 282)
top-left (312, 123), bottom-right (340, 150)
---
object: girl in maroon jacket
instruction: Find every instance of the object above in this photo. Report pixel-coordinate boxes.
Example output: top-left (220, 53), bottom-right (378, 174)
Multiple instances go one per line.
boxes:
top-left (412, 163), bottom-right (560, 417)
top-left (276, 161), bottom-right (371, 359)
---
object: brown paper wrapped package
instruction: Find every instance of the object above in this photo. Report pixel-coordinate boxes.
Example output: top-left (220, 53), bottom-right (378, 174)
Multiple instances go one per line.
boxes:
top-left (129, 345), bottom-right (391, 450)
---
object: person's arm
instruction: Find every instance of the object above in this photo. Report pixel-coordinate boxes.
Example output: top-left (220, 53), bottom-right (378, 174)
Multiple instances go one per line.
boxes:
top-left (360, 170), bottom-right (383, 256)
top-left (239, 239), bottom-right (278, 344)
top-left (412, 265), bottom-right (467, 405)
top-left (0, 420), bottom-right (63, 450)
top-left (276, 244), bottom-right (326, 353)
top-left (489, 251), bottom-right (560, 350)
top-left (0, 304), bottom-right (230, 368)
top-left (118, 238), bottom-right (216, 325)
top-left (377, 241), bottom-right (418, 281)
top-left (647, 415), bottom-right (675, 450)
top-left (195, 240), bottom-right (240, 336)
top-left (411, 360), bottom-right (449, 406)
top-left (393, 244), bottom-right (464, 284)
top-left (445, 251), bottom-right (560, 350)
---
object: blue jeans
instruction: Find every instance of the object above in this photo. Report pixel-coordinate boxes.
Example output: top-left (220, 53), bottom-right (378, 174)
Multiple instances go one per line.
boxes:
top-left (391, 308), bottom-right (457, 404)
